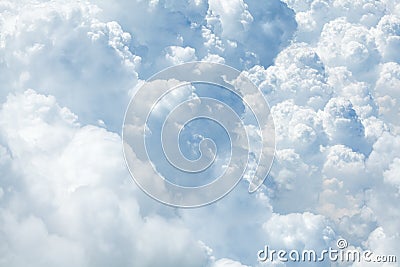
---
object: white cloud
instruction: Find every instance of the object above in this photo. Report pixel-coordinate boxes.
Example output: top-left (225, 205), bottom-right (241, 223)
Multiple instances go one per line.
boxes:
top-left (1, 0), bottom-right (400, 266)
top-left (246, 43), bottom-right (332, 109)
top-left (320, 97), bottom-right (368, 153)
top-left (165, 46), bottom-right (197, 65)
top-left (262, 212), bottom-right (335, 251)
top-left (374, 62), bottom-right (400, 128)
top-left (317, 18), bottom-right (380, 81)
top-left (373, 14), bottom-right (400, 63)
top-left (0, 89), bottom-right (210, 267)
top-left (208, 0), bottom-right (254, 39)
top-left (212, 258), bottom-right (250, 267)
top-left (0, 1), bottom-right (140, 131)
top-left (89, 0), bottom-right (297, 72)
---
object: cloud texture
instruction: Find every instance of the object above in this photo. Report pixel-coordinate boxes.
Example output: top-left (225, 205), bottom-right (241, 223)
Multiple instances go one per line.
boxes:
top-left (0, 0), bottom-right (399, 266)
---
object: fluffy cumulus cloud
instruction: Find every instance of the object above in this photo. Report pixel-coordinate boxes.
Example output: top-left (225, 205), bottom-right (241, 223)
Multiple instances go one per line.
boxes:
top-left (1, 0), bottom-right (400, 266)
top-left (89, 0), bottom-right (296, 73)
top-left (0, 0), bottom-right (140, 131)
top-left (0, 90), bottom-right (211, 267)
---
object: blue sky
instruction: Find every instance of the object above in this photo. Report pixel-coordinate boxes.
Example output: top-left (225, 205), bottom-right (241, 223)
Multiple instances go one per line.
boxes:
top-left (0, 0), bottom-right (399, 266)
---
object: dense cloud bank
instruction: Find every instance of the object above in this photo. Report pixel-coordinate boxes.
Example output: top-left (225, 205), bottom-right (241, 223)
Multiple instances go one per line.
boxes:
top-left (0, 0), bottom-right (399, 266)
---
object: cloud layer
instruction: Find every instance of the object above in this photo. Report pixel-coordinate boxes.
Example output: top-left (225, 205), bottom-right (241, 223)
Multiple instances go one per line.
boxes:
top-left (1, 0), bottom-right (399, 266)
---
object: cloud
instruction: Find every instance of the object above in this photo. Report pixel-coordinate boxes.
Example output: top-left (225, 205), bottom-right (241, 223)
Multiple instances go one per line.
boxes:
top-left (90, 0), bottom-right (297, 72)
top-left (245, 43), bottom-right (332, 109)
top-left (0, 1), bottom-right (139, 131)
top-left (373, 14), bottom-right (400, 63)
top-left (1, 0), bottom-right (400, 266)
top-left (212, 258), bottom-right (250, 267)
top-left (374, 62), bottom-right (400, 127)
top-left (0, 89), bottom-right (210, 267)
top-left (239, 1), bottom-right (400, 264)
top-left (320, 97), bottom-right (369, 153)
top-left (261, 212), bottom-right (335, 266)
top-left (317, 18), bottom-right (380, 81)
top-left (165, 46), bottom-right (198, 65)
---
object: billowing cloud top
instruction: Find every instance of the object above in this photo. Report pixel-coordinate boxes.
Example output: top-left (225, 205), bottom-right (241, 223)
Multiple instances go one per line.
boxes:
top-left (0, 0), bottom-right (399, 266)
